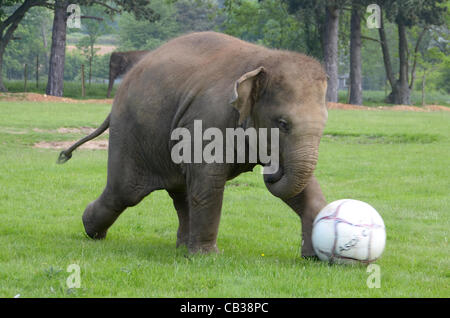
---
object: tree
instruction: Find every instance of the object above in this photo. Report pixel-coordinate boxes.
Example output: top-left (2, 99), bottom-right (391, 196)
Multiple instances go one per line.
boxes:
top-left (0, 0), bottom-right (49, 92)
top-left (2, 6), bottom-right (51, 82)
top-left (348, 0), bottom-right (365, 105)
top-left (75, 6), bottom-right (111, 85)
top-left (323, 1), bottom-right (340, 102)
top-left (376, 0), bottom-right (447, 104)
top-left (46, 0), bottom-right (68, 97)
top-left (220, 0), bottom-right (303, 52)
top-left (117, 0), bottom-right (179, 50)
top-left (286, 0), bottom-right (347, 102)
top-left (46, 0), bottom-right (158, 96)
top-left (174, 0), bottom-right (221, 32)
top-left (417, 47), bottom-right (444, 105)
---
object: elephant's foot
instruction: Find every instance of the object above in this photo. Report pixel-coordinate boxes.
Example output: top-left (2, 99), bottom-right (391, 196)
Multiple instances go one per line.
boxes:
top-left (82, 200), bottom-right (122, 240)
top-left (176, 233), bottom-right (189, 248)
top-left (302, 255), bottom-right (320, 261)
top-left (301, 234), bottom-right (316, 258)
top-left (301, 246), bottom-right (318, 259)
top-left (82, 203), bottom-right (108, 239)
top-left (188, 241), bottom-right (219, 254)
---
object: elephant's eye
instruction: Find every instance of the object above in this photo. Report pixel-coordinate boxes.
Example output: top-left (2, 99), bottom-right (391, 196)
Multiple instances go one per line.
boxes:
top-left (277, 118), bottom-right (290, 132)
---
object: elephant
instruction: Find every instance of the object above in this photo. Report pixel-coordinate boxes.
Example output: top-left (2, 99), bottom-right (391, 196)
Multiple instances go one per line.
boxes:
top-left (106, 50), bottom-right (150, 98)
top-left (59, 32), bottom-right (328, 257)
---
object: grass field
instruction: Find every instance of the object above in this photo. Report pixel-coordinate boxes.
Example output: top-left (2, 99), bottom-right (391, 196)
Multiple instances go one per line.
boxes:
top-left (337, 90), bottom-right (450, 107)
top-left (0, 101), bottom-right (449, 298)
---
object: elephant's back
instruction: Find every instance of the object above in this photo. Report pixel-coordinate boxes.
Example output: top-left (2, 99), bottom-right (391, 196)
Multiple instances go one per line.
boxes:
top-left (113, 32), bottom-right (262, 115)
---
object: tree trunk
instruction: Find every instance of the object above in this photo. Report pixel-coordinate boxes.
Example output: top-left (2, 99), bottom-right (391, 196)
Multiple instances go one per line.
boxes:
top-left (0, 45), bottom-right (6, 92)
top-left (378, 11), bottom-right (397, 104)
top-left (41, 21), bottom-right (49, 75)
top-left (46, 0), bottom-right (69, 97)
top-left (421, 72), bottom-right (426, 106)
top-left (89, 43), bottom-right (93, 85)
top-left (395, 22), bottom-right (411, 105)
top-left (349, 4), bottom-right (362, 105)
top-left (323, 4), bottom-right (340, 103)
top-left (379, 14), bottom-right (411, 105)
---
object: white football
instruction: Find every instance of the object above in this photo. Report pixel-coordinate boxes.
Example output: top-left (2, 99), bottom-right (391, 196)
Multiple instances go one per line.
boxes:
top-left (311, 199), bottom-right (386, 264)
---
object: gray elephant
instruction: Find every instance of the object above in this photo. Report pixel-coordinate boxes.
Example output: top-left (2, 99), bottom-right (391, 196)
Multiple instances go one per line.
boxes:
top-left (59, 32), bottom-right (328, 257)
top-left (106, 50), bottom-right (150, 98)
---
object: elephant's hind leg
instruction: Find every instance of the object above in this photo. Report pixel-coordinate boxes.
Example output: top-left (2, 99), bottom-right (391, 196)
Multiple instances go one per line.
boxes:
top-left (82, 141), bottom-right (153, 239)
top-left (82, 188), bottom-right (125, 239)
top-left (82, 181), bottom-right (152, 240)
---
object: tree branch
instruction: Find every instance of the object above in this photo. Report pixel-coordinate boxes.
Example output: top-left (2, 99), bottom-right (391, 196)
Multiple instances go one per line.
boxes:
top-left (409, 26), bottom-right (428, 89)
top-left (90, 1), bottom-right (120, 13)
top-left (80, 15), bottom-right (104, 21)
top-left (361, 35), bottom-right (383, 44)
top-left (0, 0), bottom-right (46, 32)
top-left (1, 0), bottom-right (46, 49)
top-left (378, 11), bottom-right (396, 88)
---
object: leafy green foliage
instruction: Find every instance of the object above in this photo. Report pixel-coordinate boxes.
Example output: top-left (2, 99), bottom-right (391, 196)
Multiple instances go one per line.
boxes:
top-left (117, 0), bottom-right (179, 50)
top-left (381, 0), bottom-right (447, 27)
top-left (2, 7), bottom-right (51, 80)
top-left (174, 0), bottom-right (221, 32)
top-left (78, 0), bottom-right (159, 22)
top-left (74, 5), bottom-right (112, 84)
top-left (117, 0), bottom-right (221, 51)
top-left (219, 0), bottom-right (303, 52)
top-left (64, 51), bottom-right (83, 81)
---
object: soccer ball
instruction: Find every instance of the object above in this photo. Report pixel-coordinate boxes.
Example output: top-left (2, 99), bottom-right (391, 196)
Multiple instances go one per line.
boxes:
top-left (311, 199), bottom-right (386, 264)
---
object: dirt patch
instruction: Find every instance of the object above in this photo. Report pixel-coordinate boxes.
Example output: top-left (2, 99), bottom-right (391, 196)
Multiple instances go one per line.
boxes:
top-left (0, 127), bottom-right (108, 135)
top-left (0, 92), bottom-right (112, 104)
top-left (0, 127), bottom-right (28, 134)
top-left (34, 140), bottom-right (108, 150)
top-left (31, 127), bottom-right (103, 134)
top-left (378, 105), bottom-right (427, 112)
top-left (424, 105), bottom-right (450, 112)
top-left (56, 127), bottom-right (109, 134)
top-left (327, 102), bottom-right (370, 111)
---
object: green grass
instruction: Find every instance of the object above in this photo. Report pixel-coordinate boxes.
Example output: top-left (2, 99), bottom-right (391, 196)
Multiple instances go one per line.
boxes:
top-left (0, 101), bottom-right (449, 297)
top-left (338, 90), bottom-right (450, 107)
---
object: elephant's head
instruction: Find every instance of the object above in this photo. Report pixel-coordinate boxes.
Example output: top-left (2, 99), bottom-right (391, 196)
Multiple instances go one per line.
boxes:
top-left (230, 54), bottom-right (328, 200)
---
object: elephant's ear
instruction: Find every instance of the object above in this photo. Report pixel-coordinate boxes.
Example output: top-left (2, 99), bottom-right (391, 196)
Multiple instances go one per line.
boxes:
top-left (230, 66), bottom-right (266, 125)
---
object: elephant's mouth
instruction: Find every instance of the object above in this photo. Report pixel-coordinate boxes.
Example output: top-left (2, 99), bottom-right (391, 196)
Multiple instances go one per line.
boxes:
top-left (263, 165), bottom-right (284, 184)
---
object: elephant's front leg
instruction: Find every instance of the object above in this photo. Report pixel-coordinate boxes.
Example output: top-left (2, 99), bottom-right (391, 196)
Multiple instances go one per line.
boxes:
top-left (284, 175), bottom-right (327, 258)
top-left (187, 169), bottom-right (226, 254)
top-left (168, 190), bottom-right (190, 248)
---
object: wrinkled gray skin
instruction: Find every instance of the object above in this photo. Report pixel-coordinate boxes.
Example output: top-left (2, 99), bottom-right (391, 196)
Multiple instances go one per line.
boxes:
top-left (59, 32), bottom-right (328, 257)
top-left (106, 50), bottom-right (150, 98)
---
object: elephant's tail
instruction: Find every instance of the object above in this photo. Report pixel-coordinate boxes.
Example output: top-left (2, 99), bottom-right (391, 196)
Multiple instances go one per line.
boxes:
top-left (57, 114), bottom-right (111, 164)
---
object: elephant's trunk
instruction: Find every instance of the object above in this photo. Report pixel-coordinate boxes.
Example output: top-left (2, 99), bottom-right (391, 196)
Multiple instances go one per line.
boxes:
top-left (264, 136), bottom-right (320, 200)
